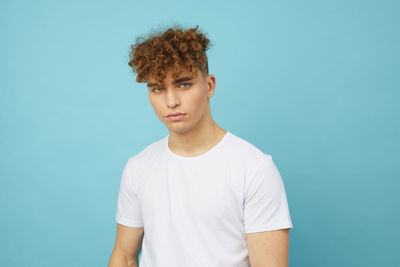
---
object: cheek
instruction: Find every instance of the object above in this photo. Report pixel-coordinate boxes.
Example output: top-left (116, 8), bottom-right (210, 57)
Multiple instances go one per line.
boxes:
top-left (187, 89), bottom-right (208, 108)
top-left (149, 98), bottom-right (163, 114)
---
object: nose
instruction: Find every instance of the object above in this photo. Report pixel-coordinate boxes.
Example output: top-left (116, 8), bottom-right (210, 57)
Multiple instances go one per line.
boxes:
top-left (165, 88), bottom-right (180, 109)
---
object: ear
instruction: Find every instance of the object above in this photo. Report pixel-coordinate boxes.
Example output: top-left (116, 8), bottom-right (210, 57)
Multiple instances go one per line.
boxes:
top-left (206, 74), bottom-right (216, 99)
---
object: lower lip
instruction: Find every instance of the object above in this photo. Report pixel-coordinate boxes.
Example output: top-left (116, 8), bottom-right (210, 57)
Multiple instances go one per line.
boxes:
top-left (167, 114), bottom-right (186, 121)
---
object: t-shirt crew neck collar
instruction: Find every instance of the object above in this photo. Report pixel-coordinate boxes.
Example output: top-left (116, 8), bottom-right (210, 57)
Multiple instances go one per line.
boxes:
top-left (165, 131), bottom-right (231, 160)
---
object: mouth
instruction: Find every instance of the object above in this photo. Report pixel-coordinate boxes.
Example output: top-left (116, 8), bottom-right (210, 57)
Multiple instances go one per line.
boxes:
top-left (166, 113), bottom-right (186, 121)
top-left (167, 112), bottom-right (185, 116)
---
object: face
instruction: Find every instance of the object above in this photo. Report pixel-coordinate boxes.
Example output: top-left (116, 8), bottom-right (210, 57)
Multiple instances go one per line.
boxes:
top-left (146, 68), bottom-right (216, 134)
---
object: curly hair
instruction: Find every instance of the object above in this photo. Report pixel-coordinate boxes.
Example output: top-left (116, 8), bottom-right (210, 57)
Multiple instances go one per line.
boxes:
top-left (128, 25), bottom-right (212, 84)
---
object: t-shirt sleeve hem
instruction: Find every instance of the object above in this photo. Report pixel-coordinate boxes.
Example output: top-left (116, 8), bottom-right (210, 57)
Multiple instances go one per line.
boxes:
top-left (245, 222), bottom-right (293, 234)
top-left (116, 216), bottom-right (144, 228)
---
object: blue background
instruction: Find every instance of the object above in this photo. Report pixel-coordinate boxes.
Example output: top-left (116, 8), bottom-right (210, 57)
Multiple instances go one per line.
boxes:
top-left (1, 0), bottom-right (399, 266)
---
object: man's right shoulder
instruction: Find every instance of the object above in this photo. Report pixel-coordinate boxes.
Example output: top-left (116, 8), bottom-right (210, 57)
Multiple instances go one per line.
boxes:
top-left (125, 136), bottom-right (167, 169)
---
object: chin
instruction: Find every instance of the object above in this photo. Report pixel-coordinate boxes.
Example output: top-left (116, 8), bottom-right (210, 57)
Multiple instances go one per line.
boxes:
top-left (166, 124), bottom-right (194, 134)
top-left (168, 126), bottom-right (187, 134)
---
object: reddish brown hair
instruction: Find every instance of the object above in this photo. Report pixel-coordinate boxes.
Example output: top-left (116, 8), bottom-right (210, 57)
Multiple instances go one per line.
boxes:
top-left (128, 25), bottom-right (212, 84)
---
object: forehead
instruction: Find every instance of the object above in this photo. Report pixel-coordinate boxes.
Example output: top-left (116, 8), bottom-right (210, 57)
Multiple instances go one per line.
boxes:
top-left (146, 68), bottom-right (200, 84)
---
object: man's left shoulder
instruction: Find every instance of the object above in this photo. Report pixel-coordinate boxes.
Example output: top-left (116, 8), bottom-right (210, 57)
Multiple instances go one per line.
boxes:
top-left (227, 132), bottom-right (268, 164)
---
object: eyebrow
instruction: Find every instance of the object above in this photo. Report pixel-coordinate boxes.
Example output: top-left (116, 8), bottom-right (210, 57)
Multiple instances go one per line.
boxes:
top-left (147, 76), bottom-right (193, 88)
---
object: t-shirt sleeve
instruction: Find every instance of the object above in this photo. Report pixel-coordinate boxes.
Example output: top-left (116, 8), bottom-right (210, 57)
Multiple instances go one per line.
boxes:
top-left (243, 154), bottom-right (293, 233)
top-left (115, 159), bottom-right (144, 227)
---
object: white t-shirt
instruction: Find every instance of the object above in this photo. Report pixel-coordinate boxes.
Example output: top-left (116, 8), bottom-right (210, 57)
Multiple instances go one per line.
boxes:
top-left (115, 130), bottom-right (293, 267)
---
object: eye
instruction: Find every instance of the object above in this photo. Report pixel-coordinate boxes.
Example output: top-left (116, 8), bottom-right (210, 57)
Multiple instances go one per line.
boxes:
top-left (180, 82), bottom-right (192, 88)
top-left (151, 87), bottom-right (164, 93)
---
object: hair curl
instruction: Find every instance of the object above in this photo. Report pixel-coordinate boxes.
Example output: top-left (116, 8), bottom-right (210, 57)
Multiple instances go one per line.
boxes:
top-left (128, 25), bottom-right (212, 84)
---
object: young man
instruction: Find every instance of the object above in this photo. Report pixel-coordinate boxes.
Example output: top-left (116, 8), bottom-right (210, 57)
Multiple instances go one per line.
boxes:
top-left (109, 25), bottom-right (293, 267)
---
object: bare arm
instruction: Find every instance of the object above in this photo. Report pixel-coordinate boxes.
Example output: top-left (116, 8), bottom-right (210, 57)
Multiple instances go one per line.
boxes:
top-left (108, 223), bottom-right (144, 267)
top-left (246, 228), bottom-right (290, 267)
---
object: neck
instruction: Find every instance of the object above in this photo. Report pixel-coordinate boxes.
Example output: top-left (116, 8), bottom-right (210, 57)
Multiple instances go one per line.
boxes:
top-left (167, 113), bottom-right (227, 157)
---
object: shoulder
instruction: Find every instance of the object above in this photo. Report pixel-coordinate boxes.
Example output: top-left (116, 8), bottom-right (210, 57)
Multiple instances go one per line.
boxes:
top-left (124, 135), bottom-right (167, 176)
top-left (227, 132), bottom-right (271, 166)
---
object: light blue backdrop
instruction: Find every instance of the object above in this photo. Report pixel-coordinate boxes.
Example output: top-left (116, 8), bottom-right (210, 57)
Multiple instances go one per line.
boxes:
top-left (1, 0), bottom-right (399, 266)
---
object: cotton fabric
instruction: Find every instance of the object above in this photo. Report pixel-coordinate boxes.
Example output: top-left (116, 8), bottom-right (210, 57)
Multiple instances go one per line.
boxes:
top-left (115, 130), bottom-right (293, 267)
